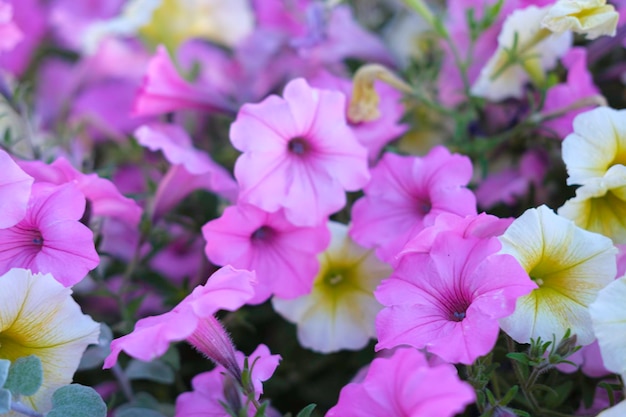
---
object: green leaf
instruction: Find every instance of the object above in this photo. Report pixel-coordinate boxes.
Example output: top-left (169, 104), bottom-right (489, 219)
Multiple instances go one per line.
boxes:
top-left (506, 352), bottom-right (529, 366)
top-left (0, 359), bottom-right (10, 387)
top-left (296, 404), bottom-right (316, 417)
top-left (511, 408), bottom-right (531, 417)
top-left (47, 384), bottom-right (107, 417)
top-left (501, 385), bottom-right (519, 406)
top-left (5, 355), bottom-right (43, 396)
top-left (0, 388), bottom-right (11, 413)
top-left (125, 359), bottom-right (174, 384)
top-left (115, 408), bottom-right (166, 417)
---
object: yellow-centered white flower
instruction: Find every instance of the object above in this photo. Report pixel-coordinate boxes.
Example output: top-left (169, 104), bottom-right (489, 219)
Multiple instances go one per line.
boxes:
top-left (272, 221), bottom-right (391, 353)
top-left (542, 0), bottom-right (619, 40)
top-left (562, 107), bottom-right (626, 186)
top-left (499, 205), bottom-right (617, 345)
top-left (471, 5), bottom-right (571, 101)
top-left (558, 165), bottom-right (626, 244)
top-left (83, 0), bottom-right (254, 53)
top-left (0, 269), bottom-right (99, 416)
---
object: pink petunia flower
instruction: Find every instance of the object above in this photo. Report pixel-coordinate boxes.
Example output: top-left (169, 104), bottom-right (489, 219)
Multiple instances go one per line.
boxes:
top-left (103, 266), bottom-right (255, 381)
top-left (175, 344), bottom-right (281, 417)
top-left (231, 78), bottom-right (370, 227)
top-left (0, 150), bottom-right (33, 228)
top-left (350, 146), bottom-right (476, 263)
top-left (202, 203), bottom-right (330, 304)
top-left (0, 1), bottom-right (22, 53)
top-left (0, 182), bottom-right (99, 287)
top-left (326, 347), bottom-right (475, 417)
top-left (375, 214), bottom-right (535, 364)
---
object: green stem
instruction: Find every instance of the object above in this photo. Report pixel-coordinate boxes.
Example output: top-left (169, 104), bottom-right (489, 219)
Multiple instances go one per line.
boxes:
top-left (505, 335), bottom-right (539, 412)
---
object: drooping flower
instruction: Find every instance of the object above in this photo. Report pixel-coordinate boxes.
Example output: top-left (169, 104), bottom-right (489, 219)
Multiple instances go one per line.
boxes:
top-left (175, 344), bottom-right (281, 417)
top-left (542, 0), bottom-right (619, 39)
top-left (272, 221), bottom-right (391, 353)
top-left (231, 78), bottom-right (370, 227)
top-left (350, 146), bottom-right (476, 263)
top-left (326, 348), bottom-right (475, 417)
top-left (376, 214), bottom-right (534, 364)
top-left (558, 165), bottom-right (626, 244)
top-left (0, 150), bottom-right (33, 229)
top-left (561, 107), bottom-right (626, 185)
top-left (202, 203), bottom-right (330, 304)
top-left (104, 266), bottom-right (255, 381)
top-left (0, 183), bottom-right (100, 287)
top-left (0, 268), bottom-right (100, 415)
top-left (471, 5), bottom-right (571, 101)
top-left (499, 205), bottom-right (617, 345)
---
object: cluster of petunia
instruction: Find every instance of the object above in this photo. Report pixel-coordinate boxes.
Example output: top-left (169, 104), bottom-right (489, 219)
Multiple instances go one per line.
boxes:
top-left (2, 0), bottom-right (626, 416)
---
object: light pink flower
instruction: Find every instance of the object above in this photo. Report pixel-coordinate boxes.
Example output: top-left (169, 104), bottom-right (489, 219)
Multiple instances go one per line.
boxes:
top-left (0, 1), bottom-right (22, 52)
top-left (326, 347), bottom-right (475, 417)
top-left (0, 150), bottom-right (33, 228)
top-left (18, 156), bottom-right (142, 227)
top-left (135, 123), bottom-right (239, 220)
top-left (375, 215), bottom-right (535, 364)
top-left (203, 203), bottom-right (330, 304)
top-left (231, 78), bottom-right (370, 226)
top-left (103, 266), bottom-right (255, 379)
top-left (0, 183), bottom-right (99, 287)
top-left (350, 146), bottom-right (476, 263)
top-left (0, 0), bottom-right (46, 76)
top-left (175, 344), bottom-right (281, 417)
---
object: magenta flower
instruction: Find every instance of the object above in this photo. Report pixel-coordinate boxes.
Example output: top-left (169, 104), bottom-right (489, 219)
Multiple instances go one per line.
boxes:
top-left (0, 1), bottom-right (22, 53)
top-left (0, 150), bottom-right (33, 228)
top-left (375, 214), bottom-right (535, 364)
top-left (350, 146), bottom-right (476, 263)
top-left (203, 203), bottom-right (330, 304)
top-left (175, 344), bottom-right (281, 417)
top-left (231, 78), bottom-right (370, 227)
top-left (104, 266), bottom-right (255, 380)
top-left (0, 183), bottom-right (99, 287)
top-left (326, 347), bottom-right (475, 417)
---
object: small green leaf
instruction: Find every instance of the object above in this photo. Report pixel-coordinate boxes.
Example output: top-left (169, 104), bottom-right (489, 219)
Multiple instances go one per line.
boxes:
top-left (0, 388), bottom-right (11, 413)
top-left (115, 408), bottom-right (166, 417)
top-left (511, 408), bottom-right (531, 417)
top-left (0, 360), bottom-right (10, 387)
top-left (5, 355), bottom-right (43, 396)
top-left (506, 352), bottom-right (529, 365)
top-left (295, 404), bottom-right (316, 417)
top-left (125, 359), bottom-right (174, 384)
top-left (47, 384), bottom-right (107, 417)
top-left (501, 385), bottom-right (519, 406)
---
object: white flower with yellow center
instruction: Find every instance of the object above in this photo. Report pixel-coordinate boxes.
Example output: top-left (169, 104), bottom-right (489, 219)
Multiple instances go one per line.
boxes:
top-left (272, 221), bottom-right (392, 353)
top-left (558, 165), bottom-right (626, 244)
top-left (562, 107), bottom-right (626, 185)
top-left (542, 0), bottom-right (619, 40)
top-left (0, 268), bottom-right (99, 415)
top-left (83, 0), bottom-right (254, 53)
top-left (471, 6), bottom-right (571, 101)
top-left (499, 205), bottom-right (617, 345)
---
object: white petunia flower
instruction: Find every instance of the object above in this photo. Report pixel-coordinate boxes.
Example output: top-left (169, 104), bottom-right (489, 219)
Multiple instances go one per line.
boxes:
top-left (471, 6), bottom-right (571, 101)
top-left (562, 107), bottom-right (626, 185)
top-left (499, 205), bottom-right (617, 345)
top-left (597, 401), bottom-right (626, 417)
top-left (558, 165), bottom-right (626, 244)
top-left (542, 0), bottom-right (619, 40)
top-left (590, 276), bottom-right (626, 376)
top-left (272, 221), bottom-right (391, 353)
top-left (0, 268), bottom-right (100, 416)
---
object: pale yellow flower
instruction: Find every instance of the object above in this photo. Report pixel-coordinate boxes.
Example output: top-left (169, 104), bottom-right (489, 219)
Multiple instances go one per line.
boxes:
top-left (558, 165), bottom-right (626, 244)
top-left (499, 205), bottom-right (617, 345)
top-left (272, 222), bottom-right (391, 353)
top-left (0, 269), bottom-right (99, 415)
top-left (543, 0), bottom-right (619, 39)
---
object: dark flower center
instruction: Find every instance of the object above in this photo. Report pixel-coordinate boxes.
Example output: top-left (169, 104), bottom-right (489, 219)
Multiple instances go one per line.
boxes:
top-left (288, 137), bottom-right (309, 156)
top-left (417, 199), bottom-right (432, 215)
top-left (32, 235), bottom-right (44, 245)
top-left (251, 226), bottom-right (274, 242)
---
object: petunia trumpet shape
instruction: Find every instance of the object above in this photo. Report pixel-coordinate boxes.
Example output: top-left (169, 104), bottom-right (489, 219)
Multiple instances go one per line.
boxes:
top-left (499, 205), bottom-right (617, 345)
top-left (230, 78), bottom-right (370, 227)
top-left (104, 266), bottom-right (255, 381)
top-left (0, 182), bottom-right (99, 287)
top-left (376, 214), bottom-right (535, 364)
top-left (326, 347), bottom-right (476, 417)
top-left (0, 268), bottom-right (100, 415)
top-left (272, 221), bottom-right (391, 353)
